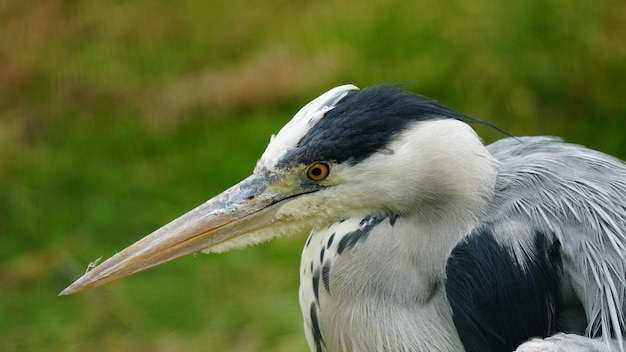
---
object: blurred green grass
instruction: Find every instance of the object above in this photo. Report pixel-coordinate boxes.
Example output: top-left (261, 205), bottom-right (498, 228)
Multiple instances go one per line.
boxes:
top-left (1, 0), bottom-right (625, 351)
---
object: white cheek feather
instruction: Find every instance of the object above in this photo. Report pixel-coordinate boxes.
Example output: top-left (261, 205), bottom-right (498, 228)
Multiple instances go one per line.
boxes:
top-left (331, 119), bottom-right (498, 220)
top-left (258, 84), bottom-right (359, 168)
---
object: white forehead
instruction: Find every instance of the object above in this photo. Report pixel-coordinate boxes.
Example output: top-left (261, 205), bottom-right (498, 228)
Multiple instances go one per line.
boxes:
top-left (258, 84), bottom-right (359, 167)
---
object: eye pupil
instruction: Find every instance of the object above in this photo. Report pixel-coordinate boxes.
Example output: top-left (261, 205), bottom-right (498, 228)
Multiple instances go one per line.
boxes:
top-left (307, 162), bottom-right (330, 181)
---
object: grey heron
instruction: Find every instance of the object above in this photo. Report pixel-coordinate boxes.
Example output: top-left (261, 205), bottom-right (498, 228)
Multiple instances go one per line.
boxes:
top-left (61, 85), bottom-right (626, 352)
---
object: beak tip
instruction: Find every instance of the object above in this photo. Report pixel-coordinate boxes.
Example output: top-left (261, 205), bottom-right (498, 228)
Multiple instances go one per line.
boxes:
top-left (58, 271), bottom-right (102, 296)
top-left (58, 280), bottom-right (87, 296)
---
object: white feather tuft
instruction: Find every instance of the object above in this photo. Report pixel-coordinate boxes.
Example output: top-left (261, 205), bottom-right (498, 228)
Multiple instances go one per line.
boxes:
top-left (258, 84), bottom-right (359, 167)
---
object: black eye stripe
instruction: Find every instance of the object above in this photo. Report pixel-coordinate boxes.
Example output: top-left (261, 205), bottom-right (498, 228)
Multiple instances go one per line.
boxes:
top-left (279, 86), bottom-right (467, 168)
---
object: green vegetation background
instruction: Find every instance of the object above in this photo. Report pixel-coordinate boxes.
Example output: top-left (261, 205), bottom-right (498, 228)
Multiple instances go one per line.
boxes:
top-left (2, 0), bottom-right (625, 351)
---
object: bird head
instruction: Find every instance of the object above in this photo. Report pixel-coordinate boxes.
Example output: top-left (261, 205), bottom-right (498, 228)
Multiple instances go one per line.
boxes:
top-left (60, 85), bottom-right (497, 295)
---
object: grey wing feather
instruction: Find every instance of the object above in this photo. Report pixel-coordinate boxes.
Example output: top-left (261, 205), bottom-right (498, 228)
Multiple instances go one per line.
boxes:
top-left (485, 137), bottom-right (626, 348)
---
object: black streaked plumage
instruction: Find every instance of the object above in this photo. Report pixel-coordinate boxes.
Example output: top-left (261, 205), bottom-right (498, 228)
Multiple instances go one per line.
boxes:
top-left (326, 233), bottom-right (335, 249)
top-left (309, 303), bottom-right (324, 352)
top-left (336, 215), bottom-right (386, 255)
top-left (321, 262), bottom-right (331, 294)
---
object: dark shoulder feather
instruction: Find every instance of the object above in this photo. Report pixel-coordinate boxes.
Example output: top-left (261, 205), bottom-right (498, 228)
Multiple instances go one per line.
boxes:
top-left (445, 223), bottom-right (564, 352)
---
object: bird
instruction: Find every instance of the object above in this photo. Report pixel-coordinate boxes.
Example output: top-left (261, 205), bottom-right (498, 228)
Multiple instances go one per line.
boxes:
top-left (60, 84), bottom-right (626, 352)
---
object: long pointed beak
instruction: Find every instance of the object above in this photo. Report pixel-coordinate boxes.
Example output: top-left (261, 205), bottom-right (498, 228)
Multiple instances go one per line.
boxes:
top-left (60, 174), bottom-right (311, 295)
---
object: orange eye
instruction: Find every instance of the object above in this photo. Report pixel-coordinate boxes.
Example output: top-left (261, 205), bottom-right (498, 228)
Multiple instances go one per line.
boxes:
top-left (307, 163), bottom-right (330, 181)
